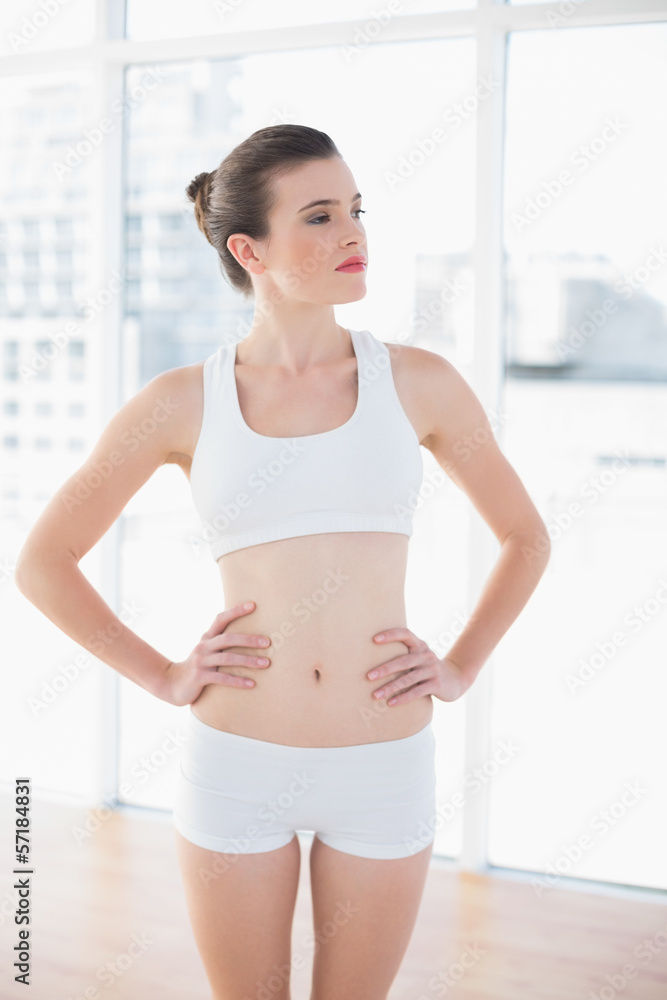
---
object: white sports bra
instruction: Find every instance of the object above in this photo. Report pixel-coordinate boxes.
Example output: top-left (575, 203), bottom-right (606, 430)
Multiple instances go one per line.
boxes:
top-left (189, 328), bottom-right (424, 560)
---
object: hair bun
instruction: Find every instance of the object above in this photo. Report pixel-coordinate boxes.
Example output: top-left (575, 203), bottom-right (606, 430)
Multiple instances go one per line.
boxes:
top-left (186, 171), bottom-right (210, 204)
top-left (186, 171), bottom-right (213, 244)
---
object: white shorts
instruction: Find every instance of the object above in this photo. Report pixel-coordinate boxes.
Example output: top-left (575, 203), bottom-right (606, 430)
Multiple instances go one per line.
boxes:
top-left (173, 707), bottom-right (437, 860)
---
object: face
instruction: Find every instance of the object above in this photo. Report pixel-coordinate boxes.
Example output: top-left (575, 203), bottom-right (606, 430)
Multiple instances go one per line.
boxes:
top-left (228, 156), bottom-right (368, 305)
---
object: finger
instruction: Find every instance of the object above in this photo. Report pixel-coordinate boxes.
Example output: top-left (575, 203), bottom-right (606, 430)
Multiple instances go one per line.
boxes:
top-left (386, 681), bottom-right (432, 706)
top-left (206, 670), bottom-right (255, 688)
top-left (213, 632), bottom-right (271, 648)
top-left (200, 604), bottom-right (255, 640)
top-left (367, 651), bottom-right (423, 682)
top-left (367, 657), bottom-right (417, 680)
top-left (367, 662), bottom-right (407, 681)
top-left (373, 667), bottom-right (431, 701)
top-left (373, 628), bottom-right (414, 643)
top-left (212, 651), bottom-right (270, 669)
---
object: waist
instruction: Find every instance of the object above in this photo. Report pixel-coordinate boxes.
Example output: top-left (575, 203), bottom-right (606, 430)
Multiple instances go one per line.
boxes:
top-left (187, 705), bottom-right (434, 755)
top-left (191, 531), bottom-right (433, 745)
top-left (191, 670), bottom-right (434, 746)
top-left (217, 531), bottom-right (408, 667)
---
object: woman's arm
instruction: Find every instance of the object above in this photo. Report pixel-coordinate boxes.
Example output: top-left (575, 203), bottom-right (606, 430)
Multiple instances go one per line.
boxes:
top-left (17, 553), bottom-right (173, 699)
top-left (415, 349), bottom-right (552, 695)
top-left (14, 365), bottom-right (198, 702)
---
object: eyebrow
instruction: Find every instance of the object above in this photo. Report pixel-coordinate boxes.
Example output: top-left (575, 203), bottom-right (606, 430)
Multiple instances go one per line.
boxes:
top-left (297, 192), bottom-right (363, 213)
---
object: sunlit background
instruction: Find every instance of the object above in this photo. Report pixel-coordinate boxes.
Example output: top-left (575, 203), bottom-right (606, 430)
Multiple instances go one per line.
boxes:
top-left (1, 0), bottom-right (666, 897)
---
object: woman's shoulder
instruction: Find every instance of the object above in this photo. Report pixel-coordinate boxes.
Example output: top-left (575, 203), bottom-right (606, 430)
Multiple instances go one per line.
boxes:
top-left (152, 339), bottom-right (233, 434)
top-left (149, 358), bottom-right (205, 405)
top-left (375, 336), bottom-right (455, 390)
top-left (373, 337), bottom-right (461, 446)
top-left (143, 359), bottom-right (207, 469)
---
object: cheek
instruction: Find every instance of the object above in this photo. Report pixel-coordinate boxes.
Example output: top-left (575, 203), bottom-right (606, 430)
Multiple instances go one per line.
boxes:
top-left (276, 230), bottom-right (336, 286)
top-left (292, 230), bottom-right (335, 275)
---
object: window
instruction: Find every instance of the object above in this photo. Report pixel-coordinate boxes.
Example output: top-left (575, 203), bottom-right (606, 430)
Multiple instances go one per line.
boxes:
top-left (158, 246), bottom-right (183, 266)
top-left (68, 340), bottom-right (85, 380)
top-left (158, 277), bottom-right (186, 296)
top-left (491, 21), bottom-right (667, 889)
top-left (158, 213), bottom-right (184, 231)
top-left (126, 0), bottom-right (475, 38)
top-left (55, 249), bottom-right (73, 268)
top-left (121, 41), bottom-right (476, 821)
top-left (3, 340), bottom-right (19, 380)
top-left (33, 341), bottom-right (53, 380)
top-left (125, 246), bottom-right (141, 268)
top-left (3, 3), bottom-right (665, 897)
top-left (55, 217), bottom-right (74, 237)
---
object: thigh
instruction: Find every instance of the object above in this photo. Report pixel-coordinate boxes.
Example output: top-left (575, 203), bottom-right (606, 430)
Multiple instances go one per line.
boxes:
top-left (175, 829), bottom-right (301, 1000)
top-left (173, 709), bottom-right (300, 855)
top-left (309, 836), bottom-right (433, 1000)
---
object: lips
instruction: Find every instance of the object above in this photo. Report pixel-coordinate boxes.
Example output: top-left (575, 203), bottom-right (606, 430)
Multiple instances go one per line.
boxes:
top-left (336, 255), bottom-right (367, 270)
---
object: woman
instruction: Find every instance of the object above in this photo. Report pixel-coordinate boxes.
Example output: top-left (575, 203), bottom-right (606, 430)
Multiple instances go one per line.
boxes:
top-left (16, 124), bottom-right (551, 1000)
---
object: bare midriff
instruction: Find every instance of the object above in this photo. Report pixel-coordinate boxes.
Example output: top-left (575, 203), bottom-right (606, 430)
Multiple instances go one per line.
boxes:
top-left (190, 529), bottom-right (434, 747)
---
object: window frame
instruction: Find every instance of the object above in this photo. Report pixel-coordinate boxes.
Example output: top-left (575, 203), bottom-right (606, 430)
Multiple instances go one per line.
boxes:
top-left (2, 0), bottom-right (665, 889)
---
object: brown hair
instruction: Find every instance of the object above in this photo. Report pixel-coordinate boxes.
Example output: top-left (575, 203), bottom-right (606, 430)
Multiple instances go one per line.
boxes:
top-left (186, 124), bottom-right (342, 299)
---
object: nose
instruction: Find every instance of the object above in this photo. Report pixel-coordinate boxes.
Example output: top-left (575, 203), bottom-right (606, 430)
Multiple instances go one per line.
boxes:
top-left (339, 224), bottom-right (364, 248)
top-left (338, 212), bottom-right (365, 247)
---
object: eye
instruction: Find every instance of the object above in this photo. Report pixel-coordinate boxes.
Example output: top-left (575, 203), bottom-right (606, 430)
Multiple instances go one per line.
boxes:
top-left (309, 209), bottom-right (366, 224)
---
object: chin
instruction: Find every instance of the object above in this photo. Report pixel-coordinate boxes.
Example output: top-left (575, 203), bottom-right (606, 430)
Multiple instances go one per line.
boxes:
top-left (325, 282), bottom-right (369, 306)
top-left (321, 291), bottom-right (368, 306)
top-left (342, 288), bottom-right (367, 304)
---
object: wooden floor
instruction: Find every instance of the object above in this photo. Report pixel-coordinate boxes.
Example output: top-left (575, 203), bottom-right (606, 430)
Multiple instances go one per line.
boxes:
top-left (1, 796), bottom-right (666, 999)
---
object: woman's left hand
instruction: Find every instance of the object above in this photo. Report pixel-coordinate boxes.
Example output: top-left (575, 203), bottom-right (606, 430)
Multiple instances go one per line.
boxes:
top-left (367, 627), bottom-right (464, 706)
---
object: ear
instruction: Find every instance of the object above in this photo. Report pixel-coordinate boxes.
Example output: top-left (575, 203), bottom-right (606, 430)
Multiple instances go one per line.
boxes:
top-left (227, 234), bottom-right (265, 276)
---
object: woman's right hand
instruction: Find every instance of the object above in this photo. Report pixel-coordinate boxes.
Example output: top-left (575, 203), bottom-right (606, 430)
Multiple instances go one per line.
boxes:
top-left (161, 601), bottom-right (272, 707)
